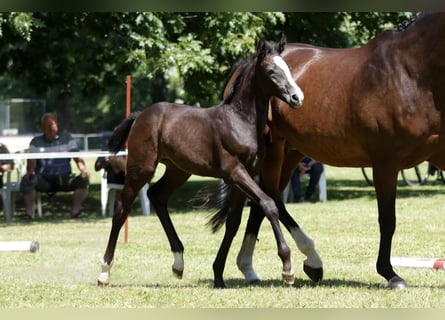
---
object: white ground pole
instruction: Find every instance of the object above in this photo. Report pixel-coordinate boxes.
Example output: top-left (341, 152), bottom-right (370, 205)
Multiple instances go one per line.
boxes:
top-left (0, 241), bottom-right (39, 252)
top-left (391, 257), bottom-right (445, 269)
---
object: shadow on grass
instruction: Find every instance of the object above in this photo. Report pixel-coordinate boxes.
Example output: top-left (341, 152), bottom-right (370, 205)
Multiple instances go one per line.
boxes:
top-left (326, 179), bottom-right (444, 201)
top-left (105, 276), bottom-right (445, 290)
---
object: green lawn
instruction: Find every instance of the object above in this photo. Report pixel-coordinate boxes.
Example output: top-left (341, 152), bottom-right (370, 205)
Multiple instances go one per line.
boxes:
top-left (0, 162), bottom-right (444, 308)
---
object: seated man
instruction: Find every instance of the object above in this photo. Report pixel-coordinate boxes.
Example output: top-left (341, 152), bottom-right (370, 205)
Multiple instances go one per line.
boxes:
top-left (291, 156), bottom-right (324, 203)
top-left (0, 142), bottom-right (14, 188)
top-left (20, 113), bottom-right (90, 220)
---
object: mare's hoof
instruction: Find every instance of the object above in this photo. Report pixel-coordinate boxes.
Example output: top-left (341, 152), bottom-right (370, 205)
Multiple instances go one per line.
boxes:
top-left (172, 267), bottom-right (183, 279)
top-left (303, 264), bottom-right (323, 282)
top-left (247, 279), bottom-right (261, 286)
top-left (386, 276), bottom-right (408, 290)
top-left (282, 271), bottom-right (295, 285)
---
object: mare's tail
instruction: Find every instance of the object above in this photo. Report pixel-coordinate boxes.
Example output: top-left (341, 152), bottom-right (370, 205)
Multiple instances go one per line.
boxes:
top-left (108, 111), bottom-right (141, 153)
top-left (206, 182), bottom-right (232, 233)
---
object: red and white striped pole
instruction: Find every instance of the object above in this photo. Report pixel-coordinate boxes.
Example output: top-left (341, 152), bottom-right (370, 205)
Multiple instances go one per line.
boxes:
top-left (391, 257), bottom-right (445, 269)
top-left (124, 75), bottom-right (131, 244)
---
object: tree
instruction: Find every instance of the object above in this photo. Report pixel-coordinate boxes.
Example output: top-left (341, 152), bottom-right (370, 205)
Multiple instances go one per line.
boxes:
top-left (0, 12), bottom-right (414, 133)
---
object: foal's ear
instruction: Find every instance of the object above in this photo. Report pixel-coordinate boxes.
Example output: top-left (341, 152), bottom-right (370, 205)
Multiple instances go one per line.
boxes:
top-left (278, 33), bottom-right (287, 53)
top-left (256, 38), bottom-right (266, 59)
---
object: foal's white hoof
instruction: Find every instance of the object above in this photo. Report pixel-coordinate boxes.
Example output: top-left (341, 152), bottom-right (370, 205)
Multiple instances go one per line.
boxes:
top-left (97, 272), bottom-right (110, 287)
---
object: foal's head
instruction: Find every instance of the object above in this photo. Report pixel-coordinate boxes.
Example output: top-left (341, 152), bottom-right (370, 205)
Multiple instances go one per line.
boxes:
top-left (255, 34), bottom-right (304, 108)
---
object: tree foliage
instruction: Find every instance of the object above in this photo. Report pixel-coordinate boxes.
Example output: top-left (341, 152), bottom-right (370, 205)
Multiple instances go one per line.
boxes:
top-left (0, 12), bottom-right (412, 132)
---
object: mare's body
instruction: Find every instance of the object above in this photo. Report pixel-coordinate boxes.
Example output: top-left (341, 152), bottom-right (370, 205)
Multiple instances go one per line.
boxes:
top-left (217, 13), bottom-right (445, 289)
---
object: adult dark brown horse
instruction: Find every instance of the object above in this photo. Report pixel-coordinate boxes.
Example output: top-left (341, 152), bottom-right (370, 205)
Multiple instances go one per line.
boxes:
top-left (214, 12), bottom-right (445, 290)
top-left (97, 35), bottom-right (305, 288)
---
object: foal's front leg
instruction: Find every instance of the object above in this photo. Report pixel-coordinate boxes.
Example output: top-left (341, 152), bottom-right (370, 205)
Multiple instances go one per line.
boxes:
top-left (98, 180), bottom-right (144, 286)
top-left (229, 164), bottom-right (294, 284)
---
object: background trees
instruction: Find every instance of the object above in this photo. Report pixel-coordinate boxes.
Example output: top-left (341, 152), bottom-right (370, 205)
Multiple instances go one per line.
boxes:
top-left (0, 12), bottom-right (411, 133)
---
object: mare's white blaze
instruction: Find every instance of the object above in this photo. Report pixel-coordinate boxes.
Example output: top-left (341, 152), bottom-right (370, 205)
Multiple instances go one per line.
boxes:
top-left (272, 55), bottom-right (304, 102)
top-left (290, 227), bottom-right (323, 269)
top-left (172, 251), bottom-right (184, 272)
top-left (236, 234), bottom-right (260, 282)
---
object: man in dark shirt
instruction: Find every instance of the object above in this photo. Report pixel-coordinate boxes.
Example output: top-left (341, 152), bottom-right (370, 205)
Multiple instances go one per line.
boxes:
top-left (20, 113), bottom-right (90, 220)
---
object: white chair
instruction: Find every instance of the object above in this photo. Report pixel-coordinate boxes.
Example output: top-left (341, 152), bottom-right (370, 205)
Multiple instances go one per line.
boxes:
top-left (282, 169), bottom-right (327, 203)
top-left (100, 168), bottom-right (150, 217)
top-left (1, 159), bottom-right (42, 222)
top-left (1, 166), bottom-right (20, 222)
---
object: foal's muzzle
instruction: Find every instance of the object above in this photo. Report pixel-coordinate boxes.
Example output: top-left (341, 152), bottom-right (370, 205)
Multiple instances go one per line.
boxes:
top-left (288, 90), bottom-right (304, 108)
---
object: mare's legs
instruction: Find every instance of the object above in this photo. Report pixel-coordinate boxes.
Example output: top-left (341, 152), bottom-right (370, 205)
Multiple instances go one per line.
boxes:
top-left (147, 164), bottom-right (191, 278)
top-left (227, 163), bottom-right (294, 284)
top-left (98, 165), bottom-right (154, 286)
top-left (237, 146), bottom-right (323, 283)
top-left (372, 164), bottom-right (407, 289)
top-left (212, 187), bottom-right (247, 288)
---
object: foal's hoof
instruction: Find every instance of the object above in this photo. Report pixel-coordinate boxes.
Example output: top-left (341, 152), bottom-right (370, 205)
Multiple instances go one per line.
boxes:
top-left (97, 272), bottom-right (110, 287)
top-left (282, 271), bottom-right (295, 285)
top-left (213, 282), bottom-right (227, 289)
top-left (303, 264), bottom-right (323, 282)
top-left (172, 267), bottom-right (183, 279)
top-left (386, 276), bottom-right (408, 290)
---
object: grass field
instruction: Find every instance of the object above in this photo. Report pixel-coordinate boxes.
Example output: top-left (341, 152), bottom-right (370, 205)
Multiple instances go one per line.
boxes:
top-left (0, 160), bottom-right (444, 308)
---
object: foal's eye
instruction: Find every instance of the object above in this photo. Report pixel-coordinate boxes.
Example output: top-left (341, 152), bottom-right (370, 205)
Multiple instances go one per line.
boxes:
top-left (267, 69), bottom-right (275, 75)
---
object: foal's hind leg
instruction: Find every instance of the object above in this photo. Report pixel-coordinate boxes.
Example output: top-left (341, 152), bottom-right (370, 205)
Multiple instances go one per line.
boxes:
top-left (212, 187), bottom-right (247, 288)
top-left (147, 164), bottom-right (191, 279)
top-left (98, 169), bottom-right (153, 286)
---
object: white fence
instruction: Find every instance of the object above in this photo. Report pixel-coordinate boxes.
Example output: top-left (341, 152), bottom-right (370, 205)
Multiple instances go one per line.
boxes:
top-left (0, 132), bottom-right (111, 153)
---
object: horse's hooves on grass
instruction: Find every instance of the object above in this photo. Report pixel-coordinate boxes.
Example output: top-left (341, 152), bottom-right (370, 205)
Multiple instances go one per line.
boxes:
top-left (97, 272), bottom-right (110, 287)
top-left (97, 280), bottom-right (109, 287)
top-left (282, 271), bottom-right (295, 285)
top-left (386, 276), bottom-right (408, 290)
top-left (172, 267), bottom-right (183, 279)
top-left (247, 279), bottom-right (261, 286)
top-left (303, 264), bottom-right (323, 282)
top-left (213, 282), bottom-right (226, 289)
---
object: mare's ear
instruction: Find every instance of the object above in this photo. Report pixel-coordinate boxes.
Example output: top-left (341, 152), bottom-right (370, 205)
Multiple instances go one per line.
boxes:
top-left (278, 33), bottom-right (287, 53)
top-left (256, 38), bottom-right (266, 59)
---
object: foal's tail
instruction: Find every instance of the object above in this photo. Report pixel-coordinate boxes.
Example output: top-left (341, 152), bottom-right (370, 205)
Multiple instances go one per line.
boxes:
top-left (206, 183), bottom-right (232, 233)
top-left (108, 111), bottom-right (141, 153)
